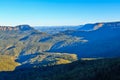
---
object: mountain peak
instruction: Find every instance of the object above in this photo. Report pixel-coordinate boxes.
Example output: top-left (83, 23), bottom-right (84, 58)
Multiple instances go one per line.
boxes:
top-left (16, 25), bottom-right (34, 31)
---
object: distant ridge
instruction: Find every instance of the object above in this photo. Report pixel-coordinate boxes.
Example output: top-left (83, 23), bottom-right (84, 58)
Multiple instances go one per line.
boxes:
top-left (0, 25), bottom-right (34, 31)
top-left (79, 21), bottom-right (120, 31)
top-left (0, 21), bottom-right (120, 58)
top-left (16, 25), bottom-right (34, 31)
top-left (0, 21), bottom-right (120, 71)
top-left (0, 26), bottom-right (17, 31)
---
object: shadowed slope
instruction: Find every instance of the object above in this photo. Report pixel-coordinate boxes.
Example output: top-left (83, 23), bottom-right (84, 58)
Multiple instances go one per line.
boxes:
top-left (0, 58), bottom-right (120, 80)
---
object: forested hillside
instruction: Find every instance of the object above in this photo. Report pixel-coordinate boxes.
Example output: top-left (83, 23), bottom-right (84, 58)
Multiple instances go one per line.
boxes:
top-left (0, 22), bottom-right (120, 72)
top-left (0, 58), bottom-right (120, 80)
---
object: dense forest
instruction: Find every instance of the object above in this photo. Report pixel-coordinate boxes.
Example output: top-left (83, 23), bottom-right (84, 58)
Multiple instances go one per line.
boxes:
top-left (0, 57), bottom-right (120, 80)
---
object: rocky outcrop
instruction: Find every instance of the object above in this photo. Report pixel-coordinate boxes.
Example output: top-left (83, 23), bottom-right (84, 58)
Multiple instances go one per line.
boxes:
top-left (0, 26), bottom-right (19, 31)
top-left (93, 23), bottom-right (104, 30)
top-left (0, 25), bottom-right (34, 31)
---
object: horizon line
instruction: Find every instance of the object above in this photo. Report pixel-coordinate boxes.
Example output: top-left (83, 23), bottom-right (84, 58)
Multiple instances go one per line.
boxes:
top-left (0, 21), bottom-right (119, 27)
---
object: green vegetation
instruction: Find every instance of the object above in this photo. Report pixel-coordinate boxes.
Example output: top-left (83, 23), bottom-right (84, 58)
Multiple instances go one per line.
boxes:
top-left (16, 52), bottom-right (77, 68)
top-left (80, 58), bottom-right (102, 61)
top-left (0, 53), bottom-right (77, 71)
top-left (0, 23), bottom-right (120, 80)
top-left (0, 30), bottom-right (50, 56)
top-left (0, 25), bottom-right (79, 70)
top-left (0, 26), bottom-right (84, 57)
top-left (0, 55), bottom-right (19, 71)
top-left (1, 58), bottom-right (120, 80)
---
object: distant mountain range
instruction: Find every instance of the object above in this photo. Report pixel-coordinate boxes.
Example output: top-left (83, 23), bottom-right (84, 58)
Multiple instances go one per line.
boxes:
top-left (0, 21), bottom-right (120, 70)
top-left (35, 26), bottom-right (82, 34)
top-left (48, 22), bottom-right (120, 58)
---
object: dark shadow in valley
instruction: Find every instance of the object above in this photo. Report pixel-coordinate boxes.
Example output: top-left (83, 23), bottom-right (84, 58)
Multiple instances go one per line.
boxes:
top-left (1, 58), bottom-right (120, 80)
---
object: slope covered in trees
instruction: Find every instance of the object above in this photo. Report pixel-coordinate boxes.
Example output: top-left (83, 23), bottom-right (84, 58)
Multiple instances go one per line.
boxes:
top-left (1, 22), bottom-right (120, 58)
top-left (0, 57), bottom-right (120, 80)
top-left (0, 22), bottom-right (120, 72)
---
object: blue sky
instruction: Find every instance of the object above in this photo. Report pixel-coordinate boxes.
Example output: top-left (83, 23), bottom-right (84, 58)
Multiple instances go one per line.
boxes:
top-left (0, 0), bottom-right (120, 26)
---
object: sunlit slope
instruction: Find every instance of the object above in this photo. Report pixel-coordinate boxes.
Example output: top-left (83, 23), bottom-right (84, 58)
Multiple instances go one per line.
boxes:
top-left (0, 55), bottom-right (19, 71)
top-left (0, 25), bottom-right (83, 57)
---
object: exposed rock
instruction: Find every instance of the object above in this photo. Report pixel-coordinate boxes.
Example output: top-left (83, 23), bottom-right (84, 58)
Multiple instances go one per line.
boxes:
top-left (93, 23), bottom-right (104, 30)
top-left (0, 25), bottom-right (34, 31)
top-left (0, 26), bottom-right (18, 31)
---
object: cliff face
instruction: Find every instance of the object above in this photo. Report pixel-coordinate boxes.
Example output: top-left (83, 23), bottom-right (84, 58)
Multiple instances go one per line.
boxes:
top-left (0, 25), bottom-right (34, 31)
top-left (0, 26), bottom-right (19, 31)
top-left (78, 22), bottom-right (120, 31)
